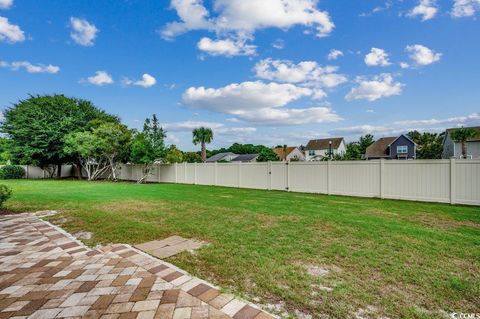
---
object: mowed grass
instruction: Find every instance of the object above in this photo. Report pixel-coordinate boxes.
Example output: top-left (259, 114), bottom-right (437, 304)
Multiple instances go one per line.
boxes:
top-left (3, 180), bottom-right (479, 318)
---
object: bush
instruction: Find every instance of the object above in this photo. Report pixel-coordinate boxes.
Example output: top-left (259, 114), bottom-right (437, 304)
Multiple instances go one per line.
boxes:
top-left (0, 165), bottom-right (25, 179)
top-left (0, 185), bottom-right (12, 207)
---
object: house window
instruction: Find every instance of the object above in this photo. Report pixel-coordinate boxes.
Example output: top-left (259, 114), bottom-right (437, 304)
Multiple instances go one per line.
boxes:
top-left (397, 145), bottom-right (408, 154)
top-left (308, 150), bottom-right (315, 156)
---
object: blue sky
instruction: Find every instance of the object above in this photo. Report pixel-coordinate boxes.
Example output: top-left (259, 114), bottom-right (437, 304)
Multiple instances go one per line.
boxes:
top-left (1, 0), bottom-right (479, 150)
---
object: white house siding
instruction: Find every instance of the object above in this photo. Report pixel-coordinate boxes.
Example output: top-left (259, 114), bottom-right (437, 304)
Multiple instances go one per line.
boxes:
top-left (287, 148), bottom-right (305, 161)
top-left (454, 141), bottom-right (480, 159)
top-left (305, 140), bottom-right (346, 161)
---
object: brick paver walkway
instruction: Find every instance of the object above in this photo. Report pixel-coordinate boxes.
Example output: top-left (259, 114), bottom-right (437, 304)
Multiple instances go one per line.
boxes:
top-left (0, 213), bottom-right (275, 319)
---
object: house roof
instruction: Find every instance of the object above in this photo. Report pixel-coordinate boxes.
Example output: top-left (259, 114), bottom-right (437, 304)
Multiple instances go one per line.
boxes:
top-left (206, 152), bottom-right (237, 162)
top-left (446, 126), bottom-right (480, 142)
top-left (231, 154), bottom-right (259, 162)
top-left (272, 147), bottom-right (297, 159)
top-left (305, 138), bottom-right (344, 150)
top-left (365, 137), bottom-right (397, 158)
top-left (388, 134), bottom-right (417, 146)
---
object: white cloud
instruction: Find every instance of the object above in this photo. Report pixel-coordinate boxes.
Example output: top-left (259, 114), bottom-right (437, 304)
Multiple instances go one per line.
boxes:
top-left (272, 39), bottom-right (285, 49)
top-left (254, 58), bottom-right (347, 88)
top-left (394, 113), bottom-right (480, 127)
top-left (163, 120), bottom-right (256, 137)
top-left (345, 74), bottom-right (403, 102)
top-left (85, 71), bottom-right (113, 86)
top-left (0, 60), bottom-right (60, 74)
top-left (0, 0), bottom-right (13, 9)
top-left (332, 113), bottom-right (480, 137)
top-left (408, 0), bottom-right (438, 21)
top-left (123, 73), bottom-right (157, 88)
top-left (182, 81), bottom-right (342, 125)
top-left (162, 0), bottom-right (334, 40)
top-left (400, 62), bottom-right (410, 69)
top-left (364, 48), bottom-right (391, 66)
top-left (406, 44), bottom-right (441, 66)
top-left (0, 16), bottom-right (24, 43)
top-left (161, 0), bottom-right (214, 39)
top-left (197, 37), bottom-right (256, 56)
top-left (452, 0), bottom-right (480, 17)
top-left (327, 49), bottom-right (343, 60)
top-left (164, 121), bottom-right (225, 131)
top-left (70, 17), bottom-right (98, 46)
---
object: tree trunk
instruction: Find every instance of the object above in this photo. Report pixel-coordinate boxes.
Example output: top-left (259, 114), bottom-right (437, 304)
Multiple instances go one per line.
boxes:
top-left (462, 141), bottom-right (467, 158)
top-left (57, 164), bottom-right (62, 179)
top-left (201, 142), bottom-right (206, 163)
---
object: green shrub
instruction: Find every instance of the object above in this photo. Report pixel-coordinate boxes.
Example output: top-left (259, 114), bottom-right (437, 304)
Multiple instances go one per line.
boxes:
top-left (0, 165), bottom-right (25, 179)
top-left (0, 184), bottom-right (12, 207)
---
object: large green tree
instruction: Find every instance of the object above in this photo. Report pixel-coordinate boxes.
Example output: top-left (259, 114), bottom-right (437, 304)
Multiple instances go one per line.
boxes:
top-left (345, 142), bottom-right (362, 160)
top-left (257, 148), bottom-right (279, 162)
top-left (183, 152), bottom-right (202, 163)
top-left (450, 127), bottom-right (477, 158)
top-left (64, 123), bottom-right (132, 181)
top-left (358, 134), bottom-right (375, 157)
top-left (1, 94), bottom-right (118, 176)
top-left (130, 115), bottom-right (167, 183)
top-left (0, 138), bottom-right (12, 164)
top-left (408, 130), bottom-right (444, 159)
top-left (165, 145), bottom-right (184, 164)
top-left (192, 127), bottom-right (213, 162)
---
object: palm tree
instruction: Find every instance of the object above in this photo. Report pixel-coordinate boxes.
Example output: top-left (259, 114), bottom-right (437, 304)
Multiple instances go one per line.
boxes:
top-left (192, 127), bottom-right (213, 162)
top-left (450, 127), bottom-right (476, 158)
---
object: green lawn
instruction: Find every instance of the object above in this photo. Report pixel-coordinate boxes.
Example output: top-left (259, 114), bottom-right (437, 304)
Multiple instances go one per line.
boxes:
top-left (3, 180), bottom-right (479, 318)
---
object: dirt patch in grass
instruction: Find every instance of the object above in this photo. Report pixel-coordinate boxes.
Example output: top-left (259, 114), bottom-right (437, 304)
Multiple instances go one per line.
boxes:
top-left (255, 214), bottom-right (303, 228)
top-left (410, 213), bottom-right (480, 230)
top-left (95, 199), bottom-right (170, 214)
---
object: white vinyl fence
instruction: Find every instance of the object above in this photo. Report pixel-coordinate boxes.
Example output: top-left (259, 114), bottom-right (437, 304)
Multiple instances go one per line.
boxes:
top-left (1, 165), bottom-right (74, 179)
top-left (116, 159), bottom-right (480, 206)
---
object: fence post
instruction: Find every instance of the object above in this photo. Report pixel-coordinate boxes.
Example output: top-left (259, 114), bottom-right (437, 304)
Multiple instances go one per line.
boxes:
top-left (327, 160), bottom-right (331, 195)
top-left (25, 165), bottom-right (29, 179)
top-left (158, 164), bottom-right (162, 183)
top-left (238, 161), bottom-right (242, 188)
top-left (268, 161), bottom-right (272, 190)
top-left (175, 163), bottom-right (178, 184)
top-left (450, 158), bottom-right (456, 204)
top-left (380, 159), bottom-right (385, 199)
top-left (184, 162), bottom-right (187, 184)
top-left (214, 162), bottom-right (218, 186)
top-left (286, 162), bottom-right (290, 191)
top-left (194, 162), bottom-right (197, 185)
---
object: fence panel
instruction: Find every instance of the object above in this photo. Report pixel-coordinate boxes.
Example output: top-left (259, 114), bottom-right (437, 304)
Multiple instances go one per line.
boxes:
top-left (270, 162), bottom-right (287, 190)
top-left (159, 165), bottom-right (176, 183)
top-left (289, 162), bottom-right (328, 193)
top-left (196, 163), bottom-right (215, 185)
top-left (455, 160), bottom-right (480, 205)
top-left (383, 160), bottom-right (451, 203)
top-left (217, 163), bottom-right (239, 187)
top-left (240, 163), bottom-right (269, 189)
top-left (25, 166), bottom-right (45, 179)
top-left (185, 164), bottom-right (195, 184)
top-left (330, 161), bottom-right (380, 197)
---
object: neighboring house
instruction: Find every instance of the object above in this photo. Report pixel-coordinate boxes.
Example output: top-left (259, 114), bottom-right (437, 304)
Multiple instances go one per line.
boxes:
top-left (230, 154), bottom-right (259, 162)
top-left (305, 138), bottom-right (346, 161)
top-left (365, 134), bottom-right (416, 160)
top-left (272, 146), bottom-right (305, 161)
top-left (442, 126), bottom-right (480, 159)
top-left (206, 152), bottom-right (238, 163)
